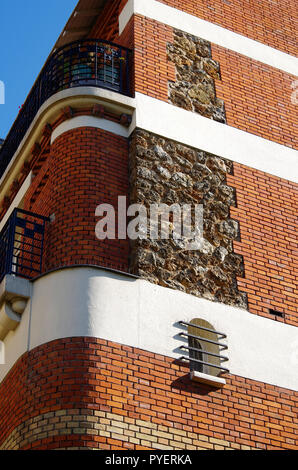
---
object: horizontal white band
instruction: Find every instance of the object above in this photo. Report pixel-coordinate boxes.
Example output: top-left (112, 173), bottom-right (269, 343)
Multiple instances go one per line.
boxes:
top-left (0, 172), bottom-right (33, 232)
top-left (1, 267), bottom-right (297, 391)
top-left (0, 87), bottom-right (135, 198)
top-left (1, 87), bottom-right (296, 203)
top-left (131, 93), bottom-right (298, 183)
top-left (51, 115), bottom-right (130, 144)
top-left (120, 0), bottom-right (298, 76)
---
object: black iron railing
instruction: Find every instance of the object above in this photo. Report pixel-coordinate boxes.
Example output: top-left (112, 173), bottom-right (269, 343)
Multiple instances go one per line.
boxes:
top-left (178, 320), bottom-right (229, 375)
top-left (0, 209), bottom-right (49, 283)
top-left (0, 39), bottom-right (132, 180)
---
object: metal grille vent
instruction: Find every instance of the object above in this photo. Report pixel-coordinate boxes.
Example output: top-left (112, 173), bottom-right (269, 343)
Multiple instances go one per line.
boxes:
top-left (178, 320), bottom-right (229, 376)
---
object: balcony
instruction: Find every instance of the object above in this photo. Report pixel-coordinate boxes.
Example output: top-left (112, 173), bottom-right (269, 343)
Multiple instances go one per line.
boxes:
top-left (0, 39), bottom-right (132, 180)
top-left (0, 209), bottom-right (49, 283)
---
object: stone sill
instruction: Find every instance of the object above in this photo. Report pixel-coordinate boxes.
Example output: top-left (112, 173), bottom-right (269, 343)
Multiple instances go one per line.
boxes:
top-left (190, 371), bottom-right (226, 387)
top-left (0, 275), bottom-right (31, 341)
top-left (0, 275), bottom-right (31, 305)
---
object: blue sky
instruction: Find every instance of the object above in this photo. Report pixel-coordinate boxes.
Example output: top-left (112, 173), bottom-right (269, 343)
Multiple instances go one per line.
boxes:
top-left (0, 0), bottom-right (77, 140)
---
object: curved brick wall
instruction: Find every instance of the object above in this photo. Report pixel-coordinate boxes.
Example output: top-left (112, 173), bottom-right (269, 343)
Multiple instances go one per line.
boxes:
top-left (0, 337), bottom-right (297, 450)
top-left (40, 126), bottom-right (129, 272)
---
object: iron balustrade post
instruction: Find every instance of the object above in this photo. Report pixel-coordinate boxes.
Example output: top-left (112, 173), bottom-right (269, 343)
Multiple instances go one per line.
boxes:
top-left (5, 209), bottom-right (17, 277)
top-left (95, 41), bottom-right (98, 84)
top-left (119, 47), bottom-right (124, 95)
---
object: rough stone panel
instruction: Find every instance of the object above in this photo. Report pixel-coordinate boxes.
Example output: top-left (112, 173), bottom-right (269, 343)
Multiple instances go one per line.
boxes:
top-left (129, 129), bottom-right (247, 309)
top-left (167, 29), bottom-right (226, 123)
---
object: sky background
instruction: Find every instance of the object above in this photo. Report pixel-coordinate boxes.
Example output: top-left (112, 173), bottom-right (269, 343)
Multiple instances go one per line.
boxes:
top-left (0, 0), bottom-right (77, 140)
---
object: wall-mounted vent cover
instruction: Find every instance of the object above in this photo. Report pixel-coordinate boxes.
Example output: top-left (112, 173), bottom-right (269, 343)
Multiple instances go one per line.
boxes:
top-left (178, 319), bottom-right (229, 387)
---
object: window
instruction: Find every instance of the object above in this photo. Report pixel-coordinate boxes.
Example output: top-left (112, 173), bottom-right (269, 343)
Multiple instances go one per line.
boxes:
top-left (189, 334), bottom-right (204, 373)
top-left (178, 318), bottom-right (229, 387)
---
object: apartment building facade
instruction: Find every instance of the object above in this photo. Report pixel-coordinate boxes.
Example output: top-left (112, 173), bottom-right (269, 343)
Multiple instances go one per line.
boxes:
top-left (0, 0), bottom-right (297, 450)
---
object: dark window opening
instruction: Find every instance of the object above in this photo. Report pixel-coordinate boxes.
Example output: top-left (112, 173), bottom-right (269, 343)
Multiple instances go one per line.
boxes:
top-left (269, 309), bottom-right (284, 318)
top-left (189, 337), bottom-right (204, 373)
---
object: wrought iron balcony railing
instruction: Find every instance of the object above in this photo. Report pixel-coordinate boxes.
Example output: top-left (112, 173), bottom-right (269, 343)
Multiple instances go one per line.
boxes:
top-left (0, 39), bottom-right (132, 180)
top-left (0, 209), bottom-right (49, 283)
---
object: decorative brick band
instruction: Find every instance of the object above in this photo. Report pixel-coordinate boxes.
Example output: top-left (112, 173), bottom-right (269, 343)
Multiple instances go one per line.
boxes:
top-left (0, 408), bottom-right (253, 451)
top-left (51, 116), bottom-right (130, 145)
top-left (0, 337), bottom-right (297, 450)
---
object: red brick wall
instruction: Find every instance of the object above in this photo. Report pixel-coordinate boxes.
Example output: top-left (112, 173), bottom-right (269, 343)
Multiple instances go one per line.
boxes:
top-left (212, 45), bottom-right (298, 149)
top-left (134, 16), bottom-right (175, 101)
top-left (130, 16), bottom-right (297, 148)
top-left (0, 337), bottom-right (297, 450)
top-left (86, 6), bottom-right (298, 149)
top-left (157, 0), bottom-right (298, 56)
top-left (46, 127), bottom-right (129, 272)
top-left (23, 149), bottom-right (52, 219)
top-left (228, 164), bottom-right (298, 326)
top-left (23, 127), bottom-right (130, 273)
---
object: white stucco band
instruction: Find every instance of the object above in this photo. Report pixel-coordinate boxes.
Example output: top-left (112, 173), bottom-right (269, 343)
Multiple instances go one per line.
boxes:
top-left (120, 0), bottom-right (298, 76)
top-left (1, 86), bottom-right (297, 202)
top-left (34, 91), bottom-right (298, 183)
top-left (51, 116), bottom-right (130, 144)
top-left (132, 93), bottom-right (298, 183)
top-left (1, 267), bottom-right (297, 391)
